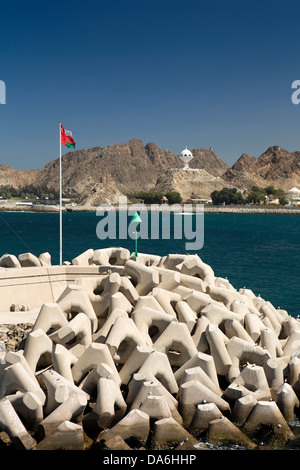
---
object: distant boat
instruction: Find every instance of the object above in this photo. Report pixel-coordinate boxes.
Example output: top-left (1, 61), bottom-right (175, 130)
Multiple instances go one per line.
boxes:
top-left (15, 202), bottom-right (33, 206)
top-left (175, 212), bottom-right (193, 215)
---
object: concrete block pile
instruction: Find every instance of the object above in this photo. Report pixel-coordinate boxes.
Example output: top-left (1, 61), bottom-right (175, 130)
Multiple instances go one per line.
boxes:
top-left (0, 246), bottom-right (300, 450)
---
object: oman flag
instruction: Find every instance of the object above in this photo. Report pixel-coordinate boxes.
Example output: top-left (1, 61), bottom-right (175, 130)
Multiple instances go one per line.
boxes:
top-left (60, 123), bottom-right (76, 149)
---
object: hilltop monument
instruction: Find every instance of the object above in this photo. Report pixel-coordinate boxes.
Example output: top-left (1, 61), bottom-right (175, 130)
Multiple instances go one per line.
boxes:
top-left (179, 148), bottom-right (193, 170)
top-left (155, 147), bottom-right (227, 200)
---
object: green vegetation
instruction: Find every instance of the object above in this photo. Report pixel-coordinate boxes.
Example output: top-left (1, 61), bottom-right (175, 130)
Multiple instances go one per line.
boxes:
top-left (0, 184), bottom-right (60, 200)
top-left (211, 185), bottom-right (288, 206)
top-left (134, 191), bottom-right (182, 204)
top-left (211, 188), bottom-right (244, 205)
top-left (247, 185), bottom-right (288, 205)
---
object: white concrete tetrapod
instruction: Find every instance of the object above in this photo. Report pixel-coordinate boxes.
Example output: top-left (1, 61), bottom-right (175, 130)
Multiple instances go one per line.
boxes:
top-left (124, 260), bottom-right (159, 296)
top-left (158, 253), bottom-right (193, 271)
top-left (226, 336), bottom-right (271, 382)
top-left (191, 316), bottom-right (210, 352)
top-left (178, 272), bottom-right (207, 293)
top-left (224, 318), bottom-right (255, 344)
top-left (75, 273), bottom-right (121, 319)
top-left (40, 369), bottom-right (89, 416)
top-left (152, 287), bottom-right (181, 317)
top-left (32, 302), bottom-right (68, 333)
top-left (244, 313), bottom-right (265, 342)
top-left (23, 328), bottom-right (53, 372)
top-left (174, 351), bottom-right (219, 390)
top-left (177, 380), bottom-right (230, 426)
top-left (49, 311), bottom-right (92, 359)
top-left (288, 356), bottom-right (300, 386)
top-left (52, 343), bottom-right (78, 383)
top-left (260, 303), bottom-right (282, 336)
top-left (105, 316), bottom-right (149, 364)
top-left (129, 380), bottom-right (182, 423)
top-left (175, 301), bottom-right (197, 332)
top-left (93, 377), bottom-right (127, 428)
top-left (276, 383), bottom-right (299, 423)
top-left (131, 307), bottom-right (174, 345)
top-left (263, 358), bottom-right (284, 396)
top-left (201, 302), bottom-right (243, 327)
top-left (190, 402), bottom-right (223, 436)
top-left (243, 400), bottom-right (294, 441)
top-left (0, 398), bottom-right (36, 449)
top-left (5, 391), bottom-right (43, 431)
top-left (137, 350), bottom-right (179, 394)
top-left (225, 363), bottom-right (272, 402)
top-left (231, 394), bottom-right (258, 426)
top-left (92, 247), bottom-right (130, 266)
top-left (134, 294), bottom-right (166, 313)
top-left (39, 252), bottom-right (51, 266)
top-left (18, 252), bottom-right (42, 267)
top-left (184, 290), bottom-right (214, 315)
top-left (79, 362), bottom-right (121, 396)
top-left (152, 321), bottom-right (198, 367)
top-left (36, 421), bottom-right (85, 450)
top-left (118, 345), bottom-right (155, 385)
top-left (71, 342), bottom-right (119, 385)
top-left (283, 329), bottom-right (300, 357)
top-left (56, 284), bottom-right (98, 333)
top-left (260, 327), bottom-right (283, 358)
top-left (0, 361), bottom-right (46, 404)
top-left (0, 254), bottom-right (21, 268)
top-left (96, 409), bottom-right (150, 447)
top-left (151, 416), bottom-right (198, 450)
top-left (137, 395), bottom-right (172, 421)
top-left (93, 308), bottom-right (129, 344)
top-left (180, 256), bottom-right (215, 283)
top-left (4, 350), bottom-right (38, 379)
top-left (205, 323), bottom-right (232, 376)
top-left (119, 276), bottom-right (139, 305)
top-left (71, 248), bottom-right (94, 266)
top-left (109, 291), bottom-right (133, 316)
top-left (126, 371), bottom-right (178, 409)
top-left (207, 416), bottom-right (256, 449)
top-left (180, 366), bottom-right (222, 397)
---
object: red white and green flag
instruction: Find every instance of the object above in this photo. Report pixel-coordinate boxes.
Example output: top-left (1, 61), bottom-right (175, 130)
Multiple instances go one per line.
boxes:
top-left (60, 123), bottom-right (76, 149)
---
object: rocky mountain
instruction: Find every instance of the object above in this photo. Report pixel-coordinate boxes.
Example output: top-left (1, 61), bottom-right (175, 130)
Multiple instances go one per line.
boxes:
top-left (1, 140), bottom-right (299, 205)
top-left (154, 168), bottom-right (229, 200)
top-left (222, 146), bottom-right (300, 191)
top-left (0, 138), bottom-right (230, 205)
top-left (188, 147), bottom-right (229, 176)
top-left (0, 164), bottom-right (38, 188)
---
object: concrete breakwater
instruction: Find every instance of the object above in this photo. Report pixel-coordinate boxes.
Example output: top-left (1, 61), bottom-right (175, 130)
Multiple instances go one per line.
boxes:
top-left (1, 201), bottom-right (300, 214)
top-left (0, 247), bottom-right (300, 450)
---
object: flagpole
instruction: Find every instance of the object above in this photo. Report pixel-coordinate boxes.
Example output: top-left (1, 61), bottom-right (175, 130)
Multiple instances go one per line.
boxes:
top-left (59, 121), bottom-right (62, 265)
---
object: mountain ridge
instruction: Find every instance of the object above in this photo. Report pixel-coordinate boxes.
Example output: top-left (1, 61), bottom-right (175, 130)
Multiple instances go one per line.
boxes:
top-left (0, 139), bottom-right (299, 204)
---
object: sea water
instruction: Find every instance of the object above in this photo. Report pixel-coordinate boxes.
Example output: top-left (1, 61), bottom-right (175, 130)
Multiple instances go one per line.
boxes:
top-left (0, 211), bottom-right (299, 318)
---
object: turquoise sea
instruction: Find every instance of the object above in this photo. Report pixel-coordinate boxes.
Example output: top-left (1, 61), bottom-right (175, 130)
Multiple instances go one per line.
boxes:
top-left (0, 211), bottom-right (299, 318)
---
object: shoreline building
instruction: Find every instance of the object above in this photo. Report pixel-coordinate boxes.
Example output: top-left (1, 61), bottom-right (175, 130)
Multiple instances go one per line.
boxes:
top-left (286, 187), bottom-right (300, 201)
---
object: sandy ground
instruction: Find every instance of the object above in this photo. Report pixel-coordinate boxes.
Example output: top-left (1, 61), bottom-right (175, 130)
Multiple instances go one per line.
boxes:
top-left (0, 308), bottom-right (40, 324)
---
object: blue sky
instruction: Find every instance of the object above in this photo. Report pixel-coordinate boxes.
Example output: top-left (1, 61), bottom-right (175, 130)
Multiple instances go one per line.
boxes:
top-left (1, 0), bottom-right (300, 169)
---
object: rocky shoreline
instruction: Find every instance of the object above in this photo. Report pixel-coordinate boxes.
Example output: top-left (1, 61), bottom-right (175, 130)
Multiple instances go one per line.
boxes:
top-left (0, 202), bottom-right (300, 214)
top-left (0, 324), bottom-right (33, 354)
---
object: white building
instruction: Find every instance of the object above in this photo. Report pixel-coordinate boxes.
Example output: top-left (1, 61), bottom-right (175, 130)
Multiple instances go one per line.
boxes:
top-left (286, 187), bottom-right (300, 200)
top-left (179, 148), bottom-right (193, 170)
